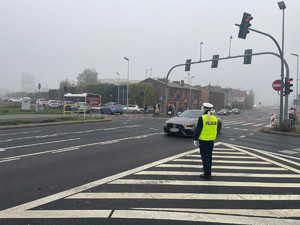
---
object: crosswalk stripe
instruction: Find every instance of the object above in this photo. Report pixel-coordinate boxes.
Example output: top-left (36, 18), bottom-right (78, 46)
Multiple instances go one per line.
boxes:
top-left (241, 122), bottom-right (255, 126)
top-left (66, 192), bottom-right (300, 200)
top-left (188, 155), bottom-right (256, 159)
top-left (156, 164), bottom-right (286, 170)
top-left (135, 171), bottom-right (300, 178)
top-left (133, 208), bottom-right (300, 219)
top-left (252, 123), bottom-right (265, 127)
top-left (109, 179), bottom-right (300, 188)
top-left (173, 159), bottom-right (270, 164)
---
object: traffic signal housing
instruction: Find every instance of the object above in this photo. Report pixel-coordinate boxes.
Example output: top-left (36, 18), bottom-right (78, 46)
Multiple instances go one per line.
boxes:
top-left (238, 12), bottom-right (253, 39)
top-left (244, 49), bottom-right (253, 64)
top-left (285, 78), bottom-right (293, 95)
top-left (185, 59), bottom-right (192, 71)
top-left (211, 55), bottom-right (219, 68)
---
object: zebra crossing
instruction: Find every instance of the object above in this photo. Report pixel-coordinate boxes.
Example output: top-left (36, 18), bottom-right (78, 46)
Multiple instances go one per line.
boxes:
top-left (1, 142), bottom-right (299, 224)
top-left (222, 120), bottom-right (268, 128)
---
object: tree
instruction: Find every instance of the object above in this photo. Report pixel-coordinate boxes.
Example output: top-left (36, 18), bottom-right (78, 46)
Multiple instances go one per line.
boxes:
top-left (77, 68), bottom-right (98, 85)
top-left (59, 79), bottom-right (75, 99)
top-left (129, 83), bottom-right (156, 107)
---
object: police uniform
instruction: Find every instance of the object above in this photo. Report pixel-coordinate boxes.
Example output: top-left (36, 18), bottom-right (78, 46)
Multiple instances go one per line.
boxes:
top-left (193, 103), bottom-right (218, 179)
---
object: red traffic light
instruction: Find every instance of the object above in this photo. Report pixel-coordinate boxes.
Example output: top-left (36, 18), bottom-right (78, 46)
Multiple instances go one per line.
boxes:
top-left (286, 78), bottom-right (293, 83)
top-left (246, 17), bottom-right (253, 22)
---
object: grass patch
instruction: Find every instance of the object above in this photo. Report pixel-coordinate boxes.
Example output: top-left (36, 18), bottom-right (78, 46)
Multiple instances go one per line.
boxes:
top-left (0, 102), bottom-right (63, 114)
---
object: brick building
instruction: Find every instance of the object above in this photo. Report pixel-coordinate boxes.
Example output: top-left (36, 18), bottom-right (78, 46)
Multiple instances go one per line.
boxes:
top-left (140, 78), bottom-right (201, 113)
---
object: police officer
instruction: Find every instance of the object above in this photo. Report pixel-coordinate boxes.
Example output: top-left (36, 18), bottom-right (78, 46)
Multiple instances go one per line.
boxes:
top-left (193, 103), bottom-right (218, 179)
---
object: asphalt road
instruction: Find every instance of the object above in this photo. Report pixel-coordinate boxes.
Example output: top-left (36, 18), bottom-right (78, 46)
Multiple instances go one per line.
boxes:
top-left (0, 109), bottom-right (299, 225)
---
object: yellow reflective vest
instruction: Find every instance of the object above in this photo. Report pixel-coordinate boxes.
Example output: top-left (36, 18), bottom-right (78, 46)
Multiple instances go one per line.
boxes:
top-left (198, 114), bottom-right (218, 141)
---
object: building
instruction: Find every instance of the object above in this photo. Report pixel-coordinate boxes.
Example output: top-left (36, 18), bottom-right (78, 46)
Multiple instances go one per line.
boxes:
top-left (140, 78), bottom-right (201, 113)
top-left (202, 85), bottom-right (225, 111)
top-left (232, 89), bottom-right (247, 109)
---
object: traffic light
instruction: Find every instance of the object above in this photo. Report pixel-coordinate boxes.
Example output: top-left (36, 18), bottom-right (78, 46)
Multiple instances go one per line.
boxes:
top-left (185, 59), bottom-right (192, 71)
top-left (211, 55), bottom-right (219, 68)
top-left (244, 49), bottom-right (253, 64)
top-left (63, 86), bottom-right (67, 93)
top-left (238, 12), bottom-right (253, 39)
top-left (285, 78), bottom-right (293, 95)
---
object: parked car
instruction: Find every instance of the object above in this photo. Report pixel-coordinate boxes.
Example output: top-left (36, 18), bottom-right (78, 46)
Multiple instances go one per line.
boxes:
top-left (231, 108), bottom-right (241, 115)
top-left (218, 108), bottom-right (231, 116)
top-left (164, 110), bottom-right (222, 136)
top-left (47, 100), bottom-right (59, 109)
top-left (70, 102), bottom-right (91, 113)
top-left (36, 98), bottom-right (48, 107)
top-left (100, 102), bottom-right (123, 115)
top-left (8, 98), bottom-right (22, 103)
top-left (123, 104), bottom-right (142, 113)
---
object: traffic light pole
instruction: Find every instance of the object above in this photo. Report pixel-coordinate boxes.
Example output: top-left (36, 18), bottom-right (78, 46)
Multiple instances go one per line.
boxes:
top-left (164, 51), bottom-right (290, 130)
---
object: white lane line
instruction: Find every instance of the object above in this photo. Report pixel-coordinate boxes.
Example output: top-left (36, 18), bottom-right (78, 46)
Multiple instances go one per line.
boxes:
top-left (0, 125), bottom-right (140, 143)
top-left (0, 131), bottom-right (40, 136)
top-left (225, 143), bottom-right (300, 174)
top-left (239, 136), bottom-right (246, 138)
top-left (135, 171), bottom-right (300, 178)
top-left (188, 154), bottom-right (256, 159)
top-left (0, 132), bottom-right (162, 163)
top-left (2, 138), bottom-right (81, 150)
top-left (209, 152), bottom-right (246, 155)
top-left (156, 164), bottom-right (286, 170)
top-left (2, 145), bottom-right (222, 213)
top-left (252, 123), bottom-right (265, 127)
top-left (133, 208), bottom-right (300, 219)
top-left (66, 192), bottom-right (300, 201)
top-left (229, 138), bottom-right (235, 140)
top-left (241, 122), bottom-right (255, 126)
top-left (112, 210), bottom-right (300, 224)
top-left (109, 179), bottom-right (300, 188)
top-left (173, 159), bottom-right (270, 164)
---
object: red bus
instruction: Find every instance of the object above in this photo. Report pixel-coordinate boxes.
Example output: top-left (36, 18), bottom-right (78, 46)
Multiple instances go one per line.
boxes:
top-left (64, 93), bottom-right (101, 111)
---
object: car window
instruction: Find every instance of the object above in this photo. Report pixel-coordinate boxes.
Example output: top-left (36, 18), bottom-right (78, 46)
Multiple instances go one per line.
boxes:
top-left (179, 110), bottom-right (204, 118)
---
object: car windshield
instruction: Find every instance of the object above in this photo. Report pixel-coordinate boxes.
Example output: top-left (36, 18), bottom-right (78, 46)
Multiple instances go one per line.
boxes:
top-left (179, 110), bottom-right (204, 118)
top-left (113, 103), bottom-right (122, 107)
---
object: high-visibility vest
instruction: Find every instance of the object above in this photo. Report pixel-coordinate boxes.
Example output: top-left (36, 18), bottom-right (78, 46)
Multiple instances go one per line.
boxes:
top-left (198, 114), bottom-right (218, 141)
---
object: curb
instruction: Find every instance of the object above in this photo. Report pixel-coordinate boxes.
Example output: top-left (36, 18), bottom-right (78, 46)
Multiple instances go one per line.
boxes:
top-left (0, 119), bottom-right (112, 130)
top-left (261, 127), bottom-right (300, 137)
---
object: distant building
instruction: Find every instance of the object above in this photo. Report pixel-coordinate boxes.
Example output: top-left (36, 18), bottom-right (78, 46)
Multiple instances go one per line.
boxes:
top-left (21, 72), bottom-right (36, 93)
top-left (232, 89), bottom-right (247, 109)
top-left (202, 85), bottom-right (225, 111)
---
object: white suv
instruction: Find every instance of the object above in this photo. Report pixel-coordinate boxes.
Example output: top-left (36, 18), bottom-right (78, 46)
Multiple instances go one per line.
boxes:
top-left (123, 104), bottom-right (142, 113)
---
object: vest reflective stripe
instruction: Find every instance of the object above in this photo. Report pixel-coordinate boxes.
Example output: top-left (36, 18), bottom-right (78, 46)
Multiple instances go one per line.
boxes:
top-left (199, 114), bottom-right (218, 141)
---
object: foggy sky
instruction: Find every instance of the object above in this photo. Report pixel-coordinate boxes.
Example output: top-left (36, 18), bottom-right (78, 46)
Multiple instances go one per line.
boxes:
top-left (0, 0), bottom-right (299, 106)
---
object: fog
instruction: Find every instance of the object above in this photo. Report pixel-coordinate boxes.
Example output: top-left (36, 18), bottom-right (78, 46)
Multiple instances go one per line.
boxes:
top-left (0, 0), bottom-right (299, 106)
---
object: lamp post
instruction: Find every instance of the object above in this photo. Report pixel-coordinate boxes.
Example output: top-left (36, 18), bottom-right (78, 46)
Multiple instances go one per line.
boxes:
top-left (278, 1), bottom-right (288, 119)
top-left (123, 57), bottom-right (129, 111)
top-left (116, 72), bottom-right (120, 103)
top-left (229, 36), bottom-right (233, 57)
top-left (200, 42), bottom-right (203, 61)
top-left (187, 73), bottom-right (195, 109)
top-left (291, 53), bottom-right (299, 111)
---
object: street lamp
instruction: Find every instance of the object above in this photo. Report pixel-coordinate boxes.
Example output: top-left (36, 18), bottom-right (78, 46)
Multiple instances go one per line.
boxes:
top-left (229, 36), bottom-right (233, 57)
top-left (123, 57), bottom-right (129, 111)
top-left (187, 73), bottom-right (195, 109)
top-left (200, 42), bottom-right (204, 61)
top-left (116, 72), bottom-right (120, 103)
top-left (291, 53), bottom-right (299, 111)
top-left (278, 1), bottom-right (288, 119)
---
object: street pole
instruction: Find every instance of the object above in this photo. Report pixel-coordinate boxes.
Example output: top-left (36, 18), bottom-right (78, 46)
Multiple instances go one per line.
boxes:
top-left (124, 57), bottom-right (129, 111)
top-left (229, 36), bottom-right (233, 57)
top-left (278, 1), bottom-right (288, 119)
top-left (200, 42), bottom-right (203, 61)
top-left (116, 72), bottom-right (120, 103)
top-left (291, 53), bottom-right (299, 112)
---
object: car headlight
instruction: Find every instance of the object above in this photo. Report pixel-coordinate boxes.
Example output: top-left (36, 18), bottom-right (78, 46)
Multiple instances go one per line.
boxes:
top-left (164, 122), bottom-right (168, 126)
top-left (184, 123), bottom-right (194, 127)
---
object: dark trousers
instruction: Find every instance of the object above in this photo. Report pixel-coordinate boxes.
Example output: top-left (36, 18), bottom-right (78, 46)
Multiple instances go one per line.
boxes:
top-left (199, 140), bottom-right (214, 176)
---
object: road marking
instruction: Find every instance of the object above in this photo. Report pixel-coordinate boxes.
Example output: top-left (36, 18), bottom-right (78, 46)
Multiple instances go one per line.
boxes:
top-left (0, 132), bottom-right (163, 163)
top-left (211, 152), bottom-right (246, 155)
top-left (67, 192), bottom-right (300, 200)
top-left (225, 143), bottom-right (300, 174)
top-left (173, 159), bottom-right (270, 164)
top-left (135, 171), bottom-right (300, 178)
top-left (132, 208), bottom-right (300, 219)
top-left (252, 123), bottom-right (265, 127)
top-left (241, 122), bottom-right (255, 126)
top-left (109, 179), bottom-right (300, 187)
top-left (239, 136), bottom-right (246, 138)
top-left (229, 138), bottom-right (235, 140)
top-left (280, 150), bottom-right (299, 155)
top-left (0, 131), bottom-right (40, 136)
top-left (156, 164), bottom-right (286, 170)
top-left (1, 138), bottom-right (81, 150)
top-left (188, 154), bottom-right (256, 159)
top-left (2, 145), bottom-right (222, 213)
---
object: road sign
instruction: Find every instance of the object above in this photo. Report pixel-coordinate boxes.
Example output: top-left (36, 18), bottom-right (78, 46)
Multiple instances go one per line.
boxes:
top-left (272, 80), bottom-right (282, 91)
top-left (159, 95), bottom-right (163, 101)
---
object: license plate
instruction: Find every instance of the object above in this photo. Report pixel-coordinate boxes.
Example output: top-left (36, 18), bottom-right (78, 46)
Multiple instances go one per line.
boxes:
top-left (170, 128), bottom-right (179, 132)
